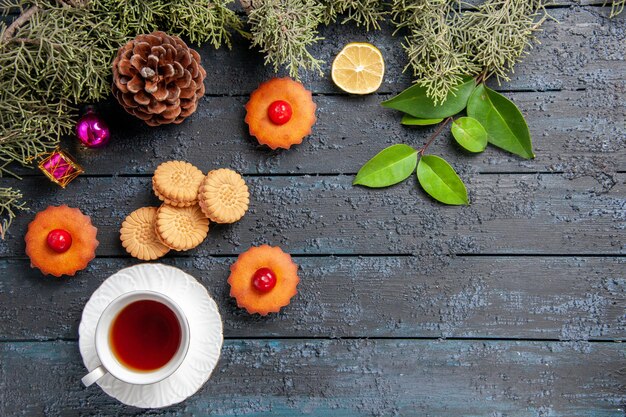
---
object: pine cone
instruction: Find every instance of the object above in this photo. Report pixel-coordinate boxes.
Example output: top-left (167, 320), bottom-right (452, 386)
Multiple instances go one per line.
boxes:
top-left (112, 31), bottom-right (206, 126)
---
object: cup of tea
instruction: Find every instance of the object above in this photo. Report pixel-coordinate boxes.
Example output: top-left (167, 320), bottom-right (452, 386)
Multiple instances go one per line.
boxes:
top-left (81, 290), bottom-right (190, 387)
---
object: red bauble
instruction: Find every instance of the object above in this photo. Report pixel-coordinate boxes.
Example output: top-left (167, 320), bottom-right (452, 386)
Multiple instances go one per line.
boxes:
top-left (76, 109), bottom-right (110, 148)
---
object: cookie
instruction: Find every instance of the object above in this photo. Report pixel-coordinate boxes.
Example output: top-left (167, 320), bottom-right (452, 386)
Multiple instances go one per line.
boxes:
top-left (120, 207), bottom-right (170, 260)
top-left (152, 161), bottom-right (205, 207)
top-left (198, 168), bottom-right (249, 224)
top-left (155, 204), bottom-right (209, 251)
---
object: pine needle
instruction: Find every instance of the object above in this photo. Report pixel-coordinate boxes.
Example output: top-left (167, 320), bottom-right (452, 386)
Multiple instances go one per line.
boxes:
top-left (391, 0), bottom-right (548, 104)
top-left (323, 0), bottom-right (388, 31)
top-left (610, 0), bottom-right (625, 17)
top-left (0, 187), bottom-right (26, 239)
top-left (89, 0), bottom-right (244, 49)
top-left (0, 0), bottom-right (243, 237)
top-left (244, 0), bottom-right (326, 79)
top-left (0, 1), bottom-right (127, 170)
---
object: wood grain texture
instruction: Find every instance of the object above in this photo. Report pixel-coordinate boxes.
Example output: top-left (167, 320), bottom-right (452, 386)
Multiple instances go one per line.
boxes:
top-left (1, 174), bottom-right (623, 256)
top-left (1, 3), bottom-right (625, 416)
top-left (1, 340), bottom-right (624, 416)
top-left (11, 86), bottom-right (622, 177)
top-left (1, 256), bottom-right (623, 341)
top-left (195, 7), bottom-right (625, 95)
top-left (6, 6), bottom-right (626, 179)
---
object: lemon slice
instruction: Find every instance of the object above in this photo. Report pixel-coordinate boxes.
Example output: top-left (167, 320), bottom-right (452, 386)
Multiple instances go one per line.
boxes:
top-left (331, 42), bottom-right (385, 95)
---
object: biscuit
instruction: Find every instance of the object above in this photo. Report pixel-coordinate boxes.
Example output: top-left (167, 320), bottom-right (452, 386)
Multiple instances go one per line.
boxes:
top-left (152, 161), bottom-right (204, 207)
top-left (120, 207), bottom-right (170, 260)
top-left (155, 204), bottom-right (209, 251)
top-left (198, 168), bottom-right (249, 224)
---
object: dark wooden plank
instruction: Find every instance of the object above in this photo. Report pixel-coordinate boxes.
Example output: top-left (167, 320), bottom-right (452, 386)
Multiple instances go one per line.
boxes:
top-left (1, 340), bottom-right (624, 416)
top-left (0, 174), bottom-right (623, 256)
top-left (7, 7), bottom-right (626, 179)
top-left (196, 7), bottom-right (625, 95)
top-left (19, 87), bottom-right (622, 177)
top-left (1, 256), bottom-right (623, 341)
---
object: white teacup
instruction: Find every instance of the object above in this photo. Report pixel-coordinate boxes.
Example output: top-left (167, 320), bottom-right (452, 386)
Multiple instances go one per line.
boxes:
top-left (81, 290), bottom-right (190, 387)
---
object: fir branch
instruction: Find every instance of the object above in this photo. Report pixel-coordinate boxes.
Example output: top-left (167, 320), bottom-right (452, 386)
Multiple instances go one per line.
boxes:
top-left (0, 0), bottom-right (127, 173)
top-left (88, 0), bottom-right (168, 39)
top-left (610, 0), bottom-right (624, 17)
top-left (0, 0), bottom-right (243, 164)
top-left (457, 0), bottom-right (548, 85)
top-left (0, 91), bottom-right (72, 172)
top-left (0, 187), bottom-right (26, 239)
top-left (393, 0), bottom-right (478, 104)
top-left (2, 3), bottom-right (127, 103)
top-left (168, 1), bottom-right (244, 48)
top-left (0, 3), bottom-right (38, 42)
top-left (90, 0), bottom-right (243, 48)
top-left (0, 5), bottom-right (103, 178)
top-left (323, 0), bottom-right (388, 31)
top-left (243, 0), bottom-right (325, 79)
top-left (391, 0), bottom-right (548, 104)
top-left (0, 0), bottom-right (243, 237)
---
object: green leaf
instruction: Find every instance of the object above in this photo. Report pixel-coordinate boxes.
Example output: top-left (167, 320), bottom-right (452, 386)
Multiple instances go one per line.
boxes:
top-left (467, 84), bottom-right (534, 159)
top-left (401, 115), bottom-right (444, 126)
top-left (417, 155), bottom-right (468, 205)
top-left (354, 144), bottom-right (418, 188)
top-left (451, 117), bottom-right (488, 153)
top-left (381, 77), bottom-right (476, 119)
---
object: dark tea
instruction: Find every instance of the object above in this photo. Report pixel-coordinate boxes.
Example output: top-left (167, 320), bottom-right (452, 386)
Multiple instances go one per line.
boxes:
top-left (109, 300), bottom-right (182, 372)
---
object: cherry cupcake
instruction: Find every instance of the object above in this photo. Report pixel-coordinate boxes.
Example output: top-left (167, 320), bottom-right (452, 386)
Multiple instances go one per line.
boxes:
top-left (228, 245), bottom-right (300, 315)
top-left (25, 205), bottom-right (98, 277)
top-left (244, 77), bottom-right (317, 150)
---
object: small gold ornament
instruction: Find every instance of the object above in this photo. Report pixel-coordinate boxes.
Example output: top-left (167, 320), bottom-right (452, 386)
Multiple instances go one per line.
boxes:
top-left (38, 148), bottom-right (84, 188)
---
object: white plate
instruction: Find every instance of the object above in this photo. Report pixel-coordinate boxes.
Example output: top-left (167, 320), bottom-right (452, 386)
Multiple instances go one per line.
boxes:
top-left (78, 263), bottom-right (223, 408)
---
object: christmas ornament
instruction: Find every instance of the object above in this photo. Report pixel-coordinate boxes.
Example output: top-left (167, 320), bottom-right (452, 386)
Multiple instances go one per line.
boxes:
top-left (38, 148), bottom-right (84, 188)
top-left (76, 107), bottom-right (110, 148)
top-left (112, 31), bottom-right (206, 126)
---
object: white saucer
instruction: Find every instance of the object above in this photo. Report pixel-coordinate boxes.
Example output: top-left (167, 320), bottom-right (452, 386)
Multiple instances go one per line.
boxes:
top-left (78, 263), bottom-right (223, 408)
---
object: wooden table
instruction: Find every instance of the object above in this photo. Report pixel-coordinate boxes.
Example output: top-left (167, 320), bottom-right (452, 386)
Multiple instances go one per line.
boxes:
top-left (1, 3), bottom-right (625, 416)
